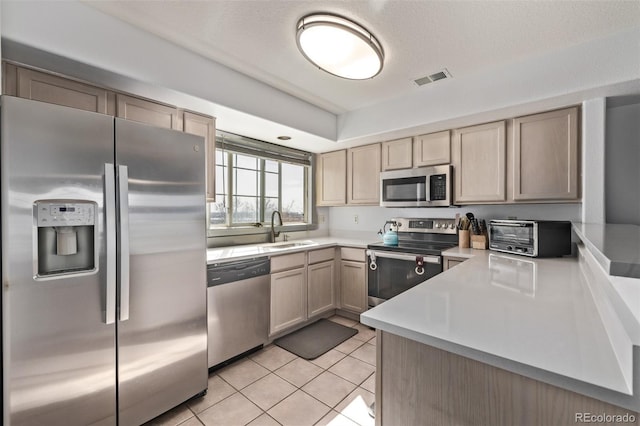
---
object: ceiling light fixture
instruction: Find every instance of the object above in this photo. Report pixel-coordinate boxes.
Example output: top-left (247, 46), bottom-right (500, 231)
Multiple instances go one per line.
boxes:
top-left (277, 136), bottom-right (291, 141)
top-left (296, 13), bottom-right (384, 80)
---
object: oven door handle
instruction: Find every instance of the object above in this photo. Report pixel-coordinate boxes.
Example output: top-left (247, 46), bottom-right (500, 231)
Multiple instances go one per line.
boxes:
top-left (366, 250), bottom-right (440, 264)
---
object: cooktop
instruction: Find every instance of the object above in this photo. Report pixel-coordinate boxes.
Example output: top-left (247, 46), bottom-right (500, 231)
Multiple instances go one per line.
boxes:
top-left (369, 217), bottom-right (459, 255)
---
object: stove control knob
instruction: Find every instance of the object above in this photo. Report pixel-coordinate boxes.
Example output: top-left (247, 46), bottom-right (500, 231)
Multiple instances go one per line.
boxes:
top-left (449, 223), bottom-right (455, 229)
top-left (435, 223), bottom-right (441, 228)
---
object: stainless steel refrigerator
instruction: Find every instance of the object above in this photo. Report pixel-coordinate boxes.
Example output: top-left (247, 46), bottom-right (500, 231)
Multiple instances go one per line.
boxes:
top-left (1, 96), bottom-right (208, 425)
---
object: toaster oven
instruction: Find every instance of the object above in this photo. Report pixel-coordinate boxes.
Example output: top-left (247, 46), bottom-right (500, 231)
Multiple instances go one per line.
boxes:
top-left (488, 220), bottom-right (572, 257)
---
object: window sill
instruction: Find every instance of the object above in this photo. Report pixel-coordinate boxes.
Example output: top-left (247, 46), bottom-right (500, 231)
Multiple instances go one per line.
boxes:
top-left (207, 223), bottom-right (315, 238)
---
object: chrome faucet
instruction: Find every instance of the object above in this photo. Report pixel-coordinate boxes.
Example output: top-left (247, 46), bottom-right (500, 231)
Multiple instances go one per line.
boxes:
top-left (270, 210), bottom-right (283, 243)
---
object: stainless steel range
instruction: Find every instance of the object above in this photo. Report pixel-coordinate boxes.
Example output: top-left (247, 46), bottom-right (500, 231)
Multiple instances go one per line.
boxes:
top-left (367, 217), bottom-right (458, 307)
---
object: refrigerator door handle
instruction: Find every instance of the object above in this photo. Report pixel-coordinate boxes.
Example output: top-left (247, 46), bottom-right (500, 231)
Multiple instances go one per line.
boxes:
top-left (104, 163), bottom-right (117, 325)
top-left (117, 164), bottom-right (131, 322)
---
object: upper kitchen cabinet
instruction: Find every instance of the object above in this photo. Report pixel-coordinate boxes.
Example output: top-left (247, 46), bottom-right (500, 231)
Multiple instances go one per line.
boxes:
top-left (316, 150), bottom-right (347, 206)
top-left (381, 131), bottom-right (451, 171)
top-left (413, 130), bottom-right (451, 167)
top-left (183, 111), bottom-right (216, 201)
top-left (347, 143), bottom-right (381, 205)
top-left (452, 121), bottom-right (506, 204)
top-left (7, 64), bottom-right (115, 115)
top-left (512, 107), bottom-right (579, 201)
top-left (382, 137), bottom-right (413, 171)
top-left (116, 94), bottom-right (182, 130)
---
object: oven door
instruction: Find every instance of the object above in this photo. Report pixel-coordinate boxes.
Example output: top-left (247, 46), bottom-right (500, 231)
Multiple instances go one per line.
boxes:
top-left (367, 250), bottom-right (442, 307)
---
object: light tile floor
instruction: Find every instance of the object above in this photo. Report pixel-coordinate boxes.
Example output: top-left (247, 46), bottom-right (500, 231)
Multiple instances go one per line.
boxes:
top-left (145, 315), bottom-right (376, 426)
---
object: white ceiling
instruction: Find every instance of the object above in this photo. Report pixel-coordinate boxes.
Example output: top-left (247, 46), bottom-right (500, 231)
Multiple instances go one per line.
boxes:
top-left (85, 0), bottom-right (640, 116)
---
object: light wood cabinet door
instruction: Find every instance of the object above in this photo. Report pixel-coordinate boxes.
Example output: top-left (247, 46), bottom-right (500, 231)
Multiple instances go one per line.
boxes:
top-left (414, 130), bottom-right (451, 167)
top-left (308, 247), bottom-right (335, 265)
top-left (340, 260), bottom-right (367, 313)
top-left (382, 138), bottom-right (413, 171)
top-left (347, 143), bottom-right (381, 205)
top-left (270, 267), bottom-right (307, 335)
top-left (341, 247), bottom-right (365, 262)
top-left (14, 66), bottom-right (115, 114)
top-left (452, 121), bottom-right (506, 203)
top-left (316, 150), bottom-right (347, 206)
top-left (512, 107), bottom-right (579, 201)
top-left (116, 93), bottom-right (181, 130)
top-left (3, 62), bottom-right (17, 96)
top-left (443, 256), bottom-right (467, 271)
top-left (184, 111), bottom-right (216, 201)
top-left (307, 260), bottom-right (335, 317)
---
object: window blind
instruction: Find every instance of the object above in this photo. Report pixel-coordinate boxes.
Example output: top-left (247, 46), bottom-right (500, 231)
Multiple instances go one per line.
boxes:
top-left (216, 130), bottom-right (311, 166)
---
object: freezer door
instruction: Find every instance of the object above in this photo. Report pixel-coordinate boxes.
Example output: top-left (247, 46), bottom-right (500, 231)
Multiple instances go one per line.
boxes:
top-left (115, 119), bottom-right (207, 426)
top-left (1, 96), bottom-right (116, 425)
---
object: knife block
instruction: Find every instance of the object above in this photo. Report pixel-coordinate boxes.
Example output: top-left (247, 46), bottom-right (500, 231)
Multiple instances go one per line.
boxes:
top-left (458, 230), bottom-right (470, 248)
top-left (471, 234), bottom-right (488, 250)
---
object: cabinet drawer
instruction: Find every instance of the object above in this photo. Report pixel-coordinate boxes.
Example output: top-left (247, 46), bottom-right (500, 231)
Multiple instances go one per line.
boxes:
top-left (271, 252), bottom-right (306, 272)
top-left (308, 247), bottom-right (335, 265)
top-left (341, 247), bottom-right (365, 262)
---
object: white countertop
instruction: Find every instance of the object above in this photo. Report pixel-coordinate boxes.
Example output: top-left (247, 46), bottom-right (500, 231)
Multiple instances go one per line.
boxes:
top-left (361, 247), bottom-right (640, 410)
top-left (207, 237), bottom-right (371, 264)
top-left (441, 246), bottom-right (476, 259)
top-left (573, 222), bottom-right (640, 279)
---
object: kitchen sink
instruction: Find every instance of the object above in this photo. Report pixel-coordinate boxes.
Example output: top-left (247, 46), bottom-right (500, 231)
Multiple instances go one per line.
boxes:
top-left (265, 241), bottom-right (316, 250)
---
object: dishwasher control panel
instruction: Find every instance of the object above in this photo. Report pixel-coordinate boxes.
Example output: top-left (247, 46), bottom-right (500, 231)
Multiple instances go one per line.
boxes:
top-left (207, 257), bottom-right (271, 287)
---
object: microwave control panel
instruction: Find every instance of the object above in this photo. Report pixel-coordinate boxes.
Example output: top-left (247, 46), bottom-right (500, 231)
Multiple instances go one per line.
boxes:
top-left (429, 174), bottom-right (447, 201)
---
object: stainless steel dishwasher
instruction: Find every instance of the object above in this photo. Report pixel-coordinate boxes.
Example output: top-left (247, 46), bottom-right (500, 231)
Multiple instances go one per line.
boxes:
top-left (207, 257), bottom-right (270, 368)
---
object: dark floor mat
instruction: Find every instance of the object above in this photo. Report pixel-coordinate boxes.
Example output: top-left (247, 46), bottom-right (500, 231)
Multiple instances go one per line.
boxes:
top-left (274, 319), bottom-right (358, 360)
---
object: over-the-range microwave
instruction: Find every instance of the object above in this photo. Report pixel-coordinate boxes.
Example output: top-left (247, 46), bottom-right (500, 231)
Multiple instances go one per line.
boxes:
top-left (380, 165), bottom-right (453, 207)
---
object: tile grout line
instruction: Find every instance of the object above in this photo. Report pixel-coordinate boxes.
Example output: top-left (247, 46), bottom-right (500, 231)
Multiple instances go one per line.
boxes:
top-left (238, 375), bottom-right (297, 413)
top-left (191, 316), bottom-right (375, 426)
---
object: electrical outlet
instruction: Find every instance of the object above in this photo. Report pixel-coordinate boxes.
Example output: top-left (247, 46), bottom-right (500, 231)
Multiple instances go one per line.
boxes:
top-left (354, 215), bottom-right (359, 224)
top-left (319, 214), bottom-right (325, 223)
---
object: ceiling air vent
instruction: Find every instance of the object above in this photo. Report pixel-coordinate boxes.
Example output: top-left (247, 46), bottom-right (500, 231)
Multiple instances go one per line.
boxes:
top-left (413, 69), bottom-right (452, 86)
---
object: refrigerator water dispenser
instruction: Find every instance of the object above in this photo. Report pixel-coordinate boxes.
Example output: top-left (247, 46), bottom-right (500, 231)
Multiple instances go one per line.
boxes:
top-left (35, 201), bottom-right (97, 276)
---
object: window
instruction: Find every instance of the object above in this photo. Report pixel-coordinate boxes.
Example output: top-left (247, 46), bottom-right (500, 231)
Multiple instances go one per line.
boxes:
top-left (209, 131), bottom-right (311, 230)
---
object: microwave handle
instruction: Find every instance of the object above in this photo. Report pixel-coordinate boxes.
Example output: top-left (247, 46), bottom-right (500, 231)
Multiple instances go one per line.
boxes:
top-left (425, 176), bottom-right (430, 202)
top-left (419, 178), bottom-right (429, 202)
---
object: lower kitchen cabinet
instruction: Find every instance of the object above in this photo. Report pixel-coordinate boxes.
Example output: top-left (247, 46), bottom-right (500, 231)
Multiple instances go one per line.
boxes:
top-left (340, 248), bottom-right (367, 314)
top-left (270, 267), bottom-right (307, 335)
top-left (340, 260), bottom-right (367, 314)
top-left (443, 256), bottom-right (468, 271)
top-left (307, 260), bottom-right (335, 317)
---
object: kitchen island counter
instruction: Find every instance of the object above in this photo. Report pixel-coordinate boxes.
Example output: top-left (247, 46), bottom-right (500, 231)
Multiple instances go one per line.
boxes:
top-left (361, 246), bottom-right (640, 414)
